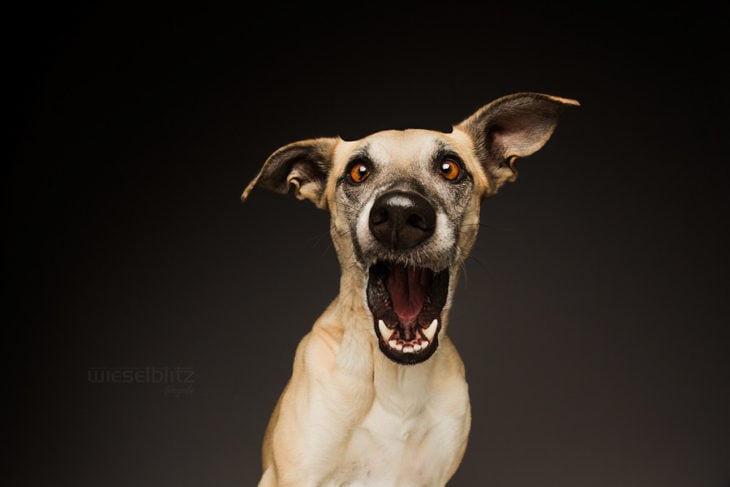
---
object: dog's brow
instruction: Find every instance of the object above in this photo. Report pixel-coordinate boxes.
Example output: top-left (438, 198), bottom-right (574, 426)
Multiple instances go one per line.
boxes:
top-left (430, 143), bottom-right (463, 164)
top-left (347, 145), bottom-right (372, 165)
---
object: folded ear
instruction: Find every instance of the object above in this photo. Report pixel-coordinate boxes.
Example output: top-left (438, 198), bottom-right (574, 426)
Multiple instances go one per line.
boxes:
top-left (241, 137), bottom-right (339, 209)
top-left (455, 92), bottom-right (579, 191)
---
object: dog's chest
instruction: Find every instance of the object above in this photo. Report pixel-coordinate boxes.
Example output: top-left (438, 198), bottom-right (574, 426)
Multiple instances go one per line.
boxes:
top-left (335, 372), bottom-right (458, 486)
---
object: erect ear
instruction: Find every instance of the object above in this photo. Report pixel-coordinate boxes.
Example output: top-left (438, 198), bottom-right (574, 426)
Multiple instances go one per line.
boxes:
top-left (455, 92), bottom-right (579, 191)
top-left (241, 137), bottom-right (339, 209)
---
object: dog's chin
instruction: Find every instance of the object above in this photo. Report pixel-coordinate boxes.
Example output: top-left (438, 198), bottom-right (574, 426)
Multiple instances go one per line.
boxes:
top-left (366, 260), bottom-right (449, 365)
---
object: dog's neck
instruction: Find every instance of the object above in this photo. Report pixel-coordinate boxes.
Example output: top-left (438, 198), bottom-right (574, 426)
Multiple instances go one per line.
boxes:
top-left (335, 266), bottom-right (371, 321)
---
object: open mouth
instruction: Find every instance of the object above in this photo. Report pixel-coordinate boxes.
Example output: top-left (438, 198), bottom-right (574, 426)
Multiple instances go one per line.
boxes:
top-left (367, 261), bottom-right (449, 365)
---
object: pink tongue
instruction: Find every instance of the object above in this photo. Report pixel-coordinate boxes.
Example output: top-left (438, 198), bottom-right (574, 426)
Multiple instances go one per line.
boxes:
top-left (386, 265), bottom-right (429, 324)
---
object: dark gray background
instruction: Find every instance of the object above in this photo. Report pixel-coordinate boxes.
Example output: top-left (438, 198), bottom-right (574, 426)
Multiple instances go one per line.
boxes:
top-left (6, 3), bottom-right (729, 486)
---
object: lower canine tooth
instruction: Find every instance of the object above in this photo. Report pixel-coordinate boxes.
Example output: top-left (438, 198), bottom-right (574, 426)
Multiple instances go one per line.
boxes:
top-left (388, 339), bottom-right (397, 348)
top-left (378, 320), bottom-right (392, 340)
top-left (423, 319), bottom-right (438, 341)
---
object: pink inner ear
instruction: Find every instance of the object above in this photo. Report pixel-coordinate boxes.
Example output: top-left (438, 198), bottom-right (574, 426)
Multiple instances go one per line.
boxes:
top-left (490, 113), bottom-right (555, 159)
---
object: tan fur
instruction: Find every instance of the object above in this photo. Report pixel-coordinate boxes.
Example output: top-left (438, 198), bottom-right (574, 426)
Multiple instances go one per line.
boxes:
top-left (243, 93), bottom-right (578, 486)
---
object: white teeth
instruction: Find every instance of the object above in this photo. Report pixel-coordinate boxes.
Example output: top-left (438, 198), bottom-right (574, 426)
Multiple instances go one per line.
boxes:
top-left (423, 319), bottom-right (438, 341)
top-left (378, 320), bottom-right (392, 340)
top-left (381, 320), bottom-right (437, 353)
top-left (386, 338), bottom-right (429, 353)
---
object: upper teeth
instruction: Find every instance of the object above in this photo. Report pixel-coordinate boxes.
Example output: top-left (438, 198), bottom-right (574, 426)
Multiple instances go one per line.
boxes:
top-left (423, 319), bottom-right (438, 341)
top-left (378, 319), bottom-right (393, 341)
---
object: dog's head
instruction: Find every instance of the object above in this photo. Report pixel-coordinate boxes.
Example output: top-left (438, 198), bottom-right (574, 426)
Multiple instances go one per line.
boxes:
top-left (243, 93), bottom-right (578, 365)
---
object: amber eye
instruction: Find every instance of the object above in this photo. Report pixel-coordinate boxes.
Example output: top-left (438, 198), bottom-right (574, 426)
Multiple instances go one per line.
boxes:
top-left (439, 159), bottom-right (461, 181)
top-left (349, 163), bottom-right (370, 183)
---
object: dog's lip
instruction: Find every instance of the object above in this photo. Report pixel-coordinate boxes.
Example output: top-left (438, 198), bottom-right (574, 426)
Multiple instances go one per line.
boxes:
top-left (365, 255), bottom-right (449, 273)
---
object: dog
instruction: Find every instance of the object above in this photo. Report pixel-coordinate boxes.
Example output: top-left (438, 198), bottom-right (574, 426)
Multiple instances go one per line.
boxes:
top-left (242, 92), bottom-right (578, 486)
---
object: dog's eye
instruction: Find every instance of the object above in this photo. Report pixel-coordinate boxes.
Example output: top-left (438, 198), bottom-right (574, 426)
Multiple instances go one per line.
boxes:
top-left (439, 160), bottom-right (461, 181)
top-left (349, 163), bottom-right (370, 184)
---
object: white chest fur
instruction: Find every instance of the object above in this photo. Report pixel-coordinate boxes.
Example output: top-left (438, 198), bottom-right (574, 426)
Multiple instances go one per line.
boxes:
top-left (331, 359), bottom-right (470, 487)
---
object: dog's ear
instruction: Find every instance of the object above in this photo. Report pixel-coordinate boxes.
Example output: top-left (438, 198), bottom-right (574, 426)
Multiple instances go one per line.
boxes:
top-left (241, 137), bottom-right (339, 209)
top-left (455, 92), bottom-right (579, 191)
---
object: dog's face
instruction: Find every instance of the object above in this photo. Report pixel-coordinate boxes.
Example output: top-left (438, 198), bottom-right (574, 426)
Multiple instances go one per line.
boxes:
top-left (243, 93), bottom-right (578, 365)
top-left (326, 129), bottom-right (482, 364)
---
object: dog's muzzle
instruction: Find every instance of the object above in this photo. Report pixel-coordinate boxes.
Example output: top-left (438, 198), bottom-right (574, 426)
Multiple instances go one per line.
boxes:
top-left (365, 190), bottom-right (449, 365)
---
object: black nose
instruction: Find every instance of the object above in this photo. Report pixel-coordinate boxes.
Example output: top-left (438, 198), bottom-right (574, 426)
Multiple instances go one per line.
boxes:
top-left (369, 191), bottom-right (436, 250)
